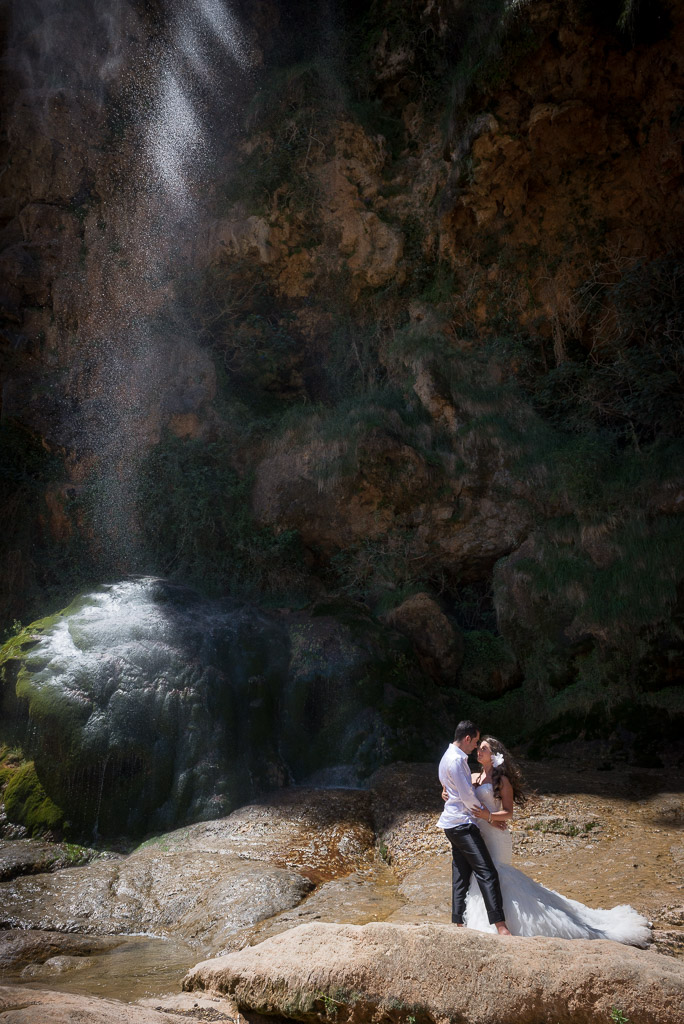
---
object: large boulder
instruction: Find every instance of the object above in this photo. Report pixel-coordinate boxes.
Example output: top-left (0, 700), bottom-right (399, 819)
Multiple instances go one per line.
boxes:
top-left (251, 429), bottom-right (433, 555)
top-left (381, 592), bottom-right (464, 684)
top-left (0, 579), bottom-right (290, 835)
top-left (183, 920), bottom-right (684, 1024)
top-left (0, 850), bottom-right (311, 956)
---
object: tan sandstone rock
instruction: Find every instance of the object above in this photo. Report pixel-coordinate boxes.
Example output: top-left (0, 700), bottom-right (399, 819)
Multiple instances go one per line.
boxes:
top-left (313, 120), bottom-right (404, 294)
top-left (183, 920), bottom-right (684, 1024)
top-left (0, 984), bottom-right (213, 1023)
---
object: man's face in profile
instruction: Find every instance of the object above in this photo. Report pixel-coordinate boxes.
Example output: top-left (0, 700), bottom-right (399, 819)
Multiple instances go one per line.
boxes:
top-left (463, 731), bottom-right (480, 755)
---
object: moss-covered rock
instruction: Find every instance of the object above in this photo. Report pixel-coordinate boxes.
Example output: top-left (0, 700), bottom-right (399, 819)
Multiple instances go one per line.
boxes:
top-left (0, 581), bottom-right (451, 837)
top-left (0, 581), bottom-right (291, 836)
top-left (0, 745), bottom-right (65, 836)
top-left (3, 760), bottom-right (64, 836)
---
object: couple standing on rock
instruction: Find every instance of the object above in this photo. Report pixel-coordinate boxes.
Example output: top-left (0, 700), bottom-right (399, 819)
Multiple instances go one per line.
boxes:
top-left (438, 719), bottom-right (652, 945)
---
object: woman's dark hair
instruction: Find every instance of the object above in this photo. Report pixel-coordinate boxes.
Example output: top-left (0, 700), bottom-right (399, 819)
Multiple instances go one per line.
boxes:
top-left (454, 719), bottom-right (480, 742)
top-left (478, 736), bottom-right (527, 806)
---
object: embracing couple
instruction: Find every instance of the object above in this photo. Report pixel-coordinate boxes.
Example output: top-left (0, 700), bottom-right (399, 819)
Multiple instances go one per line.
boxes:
top-left (438, 719), bottom-right (652, 944)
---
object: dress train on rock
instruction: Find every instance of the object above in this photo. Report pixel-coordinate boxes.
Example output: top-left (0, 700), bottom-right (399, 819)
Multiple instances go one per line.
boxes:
top-left (464, 784), bottom-right (651, 946)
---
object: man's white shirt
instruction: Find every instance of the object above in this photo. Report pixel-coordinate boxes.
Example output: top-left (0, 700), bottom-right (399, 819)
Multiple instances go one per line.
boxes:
top-left (437, 742), bottom-right (481, 828)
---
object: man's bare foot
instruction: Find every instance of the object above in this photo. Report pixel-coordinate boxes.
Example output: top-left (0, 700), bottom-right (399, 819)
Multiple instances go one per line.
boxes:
top-left (494, 922), bottom-right (512, 936)
top-left (455, 923), bottom-right (465, 927)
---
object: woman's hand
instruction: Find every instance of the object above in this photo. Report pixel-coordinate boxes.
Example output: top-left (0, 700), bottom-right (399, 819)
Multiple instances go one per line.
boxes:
top-left (441, 786), bottom-right (448, 802)
top-left (472, 805), bottom-right (508, 830)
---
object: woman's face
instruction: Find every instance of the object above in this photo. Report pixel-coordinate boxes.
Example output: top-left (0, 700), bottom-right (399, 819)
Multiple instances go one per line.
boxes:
top-left (477, 740), bottom-right (493, 768)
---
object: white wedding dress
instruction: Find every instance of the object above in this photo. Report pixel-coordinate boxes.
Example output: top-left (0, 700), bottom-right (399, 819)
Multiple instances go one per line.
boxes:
top-left (464, 784), bottom-right (651, 946)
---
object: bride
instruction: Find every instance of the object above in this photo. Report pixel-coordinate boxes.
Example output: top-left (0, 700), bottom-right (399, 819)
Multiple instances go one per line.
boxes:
top-left (464, 736), bottom-right (651, 945)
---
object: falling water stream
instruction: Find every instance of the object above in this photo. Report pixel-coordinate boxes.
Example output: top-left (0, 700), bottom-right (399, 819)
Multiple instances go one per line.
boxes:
top-left (4, 0), bottom-right (254, 560)
top-left (92, 0), bottom-right (254, 556)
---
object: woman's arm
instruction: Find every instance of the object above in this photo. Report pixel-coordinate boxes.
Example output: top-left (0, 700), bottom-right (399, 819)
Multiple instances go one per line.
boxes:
top-left (486, 775), bottom-right (514, 824)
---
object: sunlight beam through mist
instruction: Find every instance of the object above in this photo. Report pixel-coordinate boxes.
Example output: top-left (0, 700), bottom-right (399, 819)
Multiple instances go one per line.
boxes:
top-left (193, 0), bottom-right (251, 67)
top-left (146, 66), bottom-right (203, 201)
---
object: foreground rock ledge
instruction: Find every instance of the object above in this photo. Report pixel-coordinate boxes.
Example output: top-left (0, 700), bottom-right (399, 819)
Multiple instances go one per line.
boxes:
top-left (0, 984), bottom-right (227, 1023)
top-left (183, 921), bottom-right (684, 1024)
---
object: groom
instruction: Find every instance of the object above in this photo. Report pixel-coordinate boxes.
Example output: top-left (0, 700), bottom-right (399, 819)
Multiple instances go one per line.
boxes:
top-left (438, 719), bottom-right (511, 936)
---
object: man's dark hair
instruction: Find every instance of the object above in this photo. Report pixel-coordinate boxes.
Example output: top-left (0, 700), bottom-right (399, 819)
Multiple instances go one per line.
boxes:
top-left (454, 719), bottom-right (480, 742)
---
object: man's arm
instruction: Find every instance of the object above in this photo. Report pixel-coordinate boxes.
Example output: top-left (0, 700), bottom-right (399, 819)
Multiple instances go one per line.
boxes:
top-left (448, 755), bottom-right (482, 812)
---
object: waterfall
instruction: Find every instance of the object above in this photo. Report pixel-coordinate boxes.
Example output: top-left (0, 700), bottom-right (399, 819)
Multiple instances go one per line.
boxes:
top-left (4, 0), bottom-right (255, 567)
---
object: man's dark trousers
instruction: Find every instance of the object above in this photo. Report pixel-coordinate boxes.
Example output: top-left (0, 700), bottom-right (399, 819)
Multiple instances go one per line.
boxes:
top-left (444, 823), bottom-right (504, 924)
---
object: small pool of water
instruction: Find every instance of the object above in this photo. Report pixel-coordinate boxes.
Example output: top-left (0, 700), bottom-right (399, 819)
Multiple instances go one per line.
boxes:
top-left (10, 936), bottom-right (197, 1002)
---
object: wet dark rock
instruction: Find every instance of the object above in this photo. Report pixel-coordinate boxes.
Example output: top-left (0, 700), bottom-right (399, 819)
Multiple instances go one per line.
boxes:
top-left (0, 579), bottom-right (290, 836)
top-left (0, 787), bottom-right (376, 956)
top-left (0, 929), bottom-right (124, 971)
top-left (381, 591), bottom-right (464, 684)
top-left (0, 838), bottom-right (100, 881)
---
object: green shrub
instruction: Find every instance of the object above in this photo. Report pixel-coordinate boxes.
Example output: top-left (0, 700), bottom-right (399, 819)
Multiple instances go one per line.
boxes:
top-left (328, 534), bottom-right (430, 603)
top-left (581, 517), bottom-right (684, 638)
top-left (220, 59), bottom-right (339, 216)
top-left (0, 745), bottom-right (24, 790)
top-left (518, 257), bottom-right (684, 445)
top-left (497, 513), bottom-right (684, 652)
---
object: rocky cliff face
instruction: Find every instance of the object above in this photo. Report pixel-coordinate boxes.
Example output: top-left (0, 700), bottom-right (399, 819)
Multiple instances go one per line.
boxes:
top-left (1, 0), bottom-right (683, 763)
